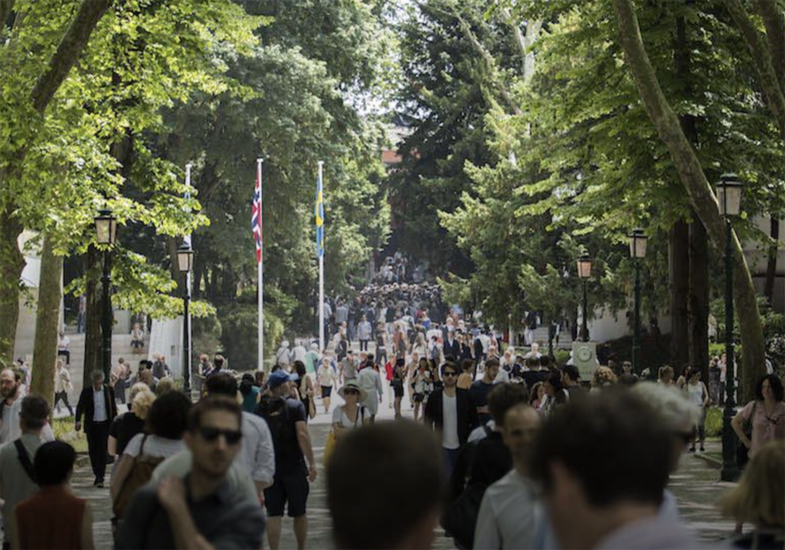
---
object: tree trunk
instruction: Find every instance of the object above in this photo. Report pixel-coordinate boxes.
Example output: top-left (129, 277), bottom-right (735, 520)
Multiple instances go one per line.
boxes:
top-left (83, 246), bottom-right (102, 389)
top-left (669, 219), bottom-right (690, 375)
top-left (689, 216), bottom-right (710, 380)
top-left (30, 234), bottom-right (61, 408)
top-left (0, 206), bottom-right (24, 366)
top-left (613, 0), bottom-right (766, 401)
top-left (764, 218), bottom-right (779, 304)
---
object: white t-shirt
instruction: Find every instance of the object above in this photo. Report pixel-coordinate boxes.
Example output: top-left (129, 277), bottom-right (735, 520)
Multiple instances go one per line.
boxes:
top-left (332, 406), bottom-right (365, 429)
top-left (124, 434), bottom-right (185, 459)
top-left (318, 365), bottom-right (336, 388)
top-left (474, 470), bottom-right (540, 550)
top-left (442, 393), bottom-right (459, 450)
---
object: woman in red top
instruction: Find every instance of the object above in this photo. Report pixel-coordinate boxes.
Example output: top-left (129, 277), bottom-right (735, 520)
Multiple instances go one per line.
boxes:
top-left (15, 441), bottom-right (94, 550)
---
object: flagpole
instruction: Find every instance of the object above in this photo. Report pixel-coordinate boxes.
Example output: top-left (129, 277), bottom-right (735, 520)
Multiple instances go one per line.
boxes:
top-left (318, 161), bottom-right (325, 353)
top-left (257, 158), bottom-right (264, 372)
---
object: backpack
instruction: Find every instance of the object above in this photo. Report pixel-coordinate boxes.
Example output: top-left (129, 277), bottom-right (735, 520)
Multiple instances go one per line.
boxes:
top-left (112, 435), bottom-right (165, 518)
top-left (258, 397), bottom-right (299, 460)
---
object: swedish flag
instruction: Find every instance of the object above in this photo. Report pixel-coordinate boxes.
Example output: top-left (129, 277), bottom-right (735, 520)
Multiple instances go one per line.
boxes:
top-left (316, 166), bottom-right (324, 257)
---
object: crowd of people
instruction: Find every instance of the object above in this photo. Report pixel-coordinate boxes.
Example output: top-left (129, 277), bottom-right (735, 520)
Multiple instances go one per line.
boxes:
top-left (0, 279), bottom-right (782, 549)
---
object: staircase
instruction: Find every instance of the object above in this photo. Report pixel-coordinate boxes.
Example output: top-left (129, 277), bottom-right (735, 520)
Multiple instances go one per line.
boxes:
top-left (60, 331), bottom-right (145, 395)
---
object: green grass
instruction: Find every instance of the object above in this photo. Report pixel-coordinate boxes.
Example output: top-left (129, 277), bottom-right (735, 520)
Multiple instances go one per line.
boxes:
top-left (51, 417), bottom-right (88, 453)
top-left (705, 406), bottom-right (722, 438)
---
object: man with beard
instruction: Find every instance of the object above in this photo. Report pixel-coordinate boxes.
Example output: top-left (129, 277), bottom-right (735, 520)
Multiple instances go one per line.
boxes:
top-left (116, 397), bottom-right (265, 549)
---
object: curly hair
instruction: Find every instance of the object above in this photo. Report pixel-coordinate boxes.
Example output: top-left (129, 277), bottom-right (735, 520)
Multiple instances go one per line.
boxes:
top-left (591, 366), bottom-right (617, 388)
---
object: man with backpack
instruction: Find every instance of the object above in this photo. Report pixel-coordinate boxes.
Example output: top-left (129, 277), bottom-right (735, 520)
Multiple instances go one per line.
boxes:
top-left (256, 370), bottom-right (317, 550)
top-left (0, 395), bottom-right (49, 550)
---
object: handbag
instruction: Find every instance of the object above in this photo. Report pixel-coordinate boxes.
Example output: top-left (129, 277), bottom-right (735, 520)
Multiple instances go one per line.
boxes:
top-left (308, 397), bottom-right (316, 420)
top-left (441, 482), bottom-right (487, 550)
top-left (735, 402), bottom-right (757, 469)
top-left (113, 436), bottom-right (165, 518)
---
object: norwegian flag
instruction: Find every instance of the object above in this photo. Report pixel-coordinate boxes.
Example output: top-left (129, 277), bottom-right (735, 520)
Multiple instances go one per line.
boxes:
top-left (252, 162), bottom-right (262, 264)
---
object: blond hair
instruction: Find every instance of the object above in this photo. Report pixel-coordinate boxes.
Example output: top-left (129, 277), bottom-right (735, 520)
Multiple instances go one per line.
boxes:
top-left (155, 377), bottom-right (174, 396)
top-left (132, 386), bottom-right (156, 420)
top-left (591, 366), bottom-right (617, 388)
top-left (721, 440), bottom-right (785, 528)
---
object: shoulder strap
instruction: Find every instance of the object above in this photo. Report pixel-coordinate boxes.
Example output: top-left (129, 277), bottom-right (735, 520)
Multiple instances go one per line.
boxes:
top-left (14, 439), bottom-right (37, 485)
top-left (139, 434), bottom-right (149, 455)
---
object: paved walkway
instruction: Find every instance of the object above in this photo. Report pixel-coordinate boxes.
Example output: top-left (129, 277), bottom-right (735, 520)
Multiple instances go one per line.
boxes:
top-left (68, 382), bottom-right (742, 550)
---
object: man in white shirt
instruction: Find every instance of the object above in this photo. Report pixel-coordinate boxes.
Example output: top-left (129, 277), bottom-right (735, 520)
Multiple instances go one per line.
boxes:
top-left (474, 403), bottom-right (542, 549)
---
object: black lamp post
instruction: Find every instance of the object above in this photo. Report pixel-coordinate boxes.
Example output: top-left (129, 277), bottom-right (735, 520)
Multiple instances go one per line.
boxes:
top-left (94, 209), bottom-right (117, 382)
top-left (629, 228), bottom-right (648, 373)
top-left (577, 253), bottom-right (593, 342)
top-left (177, 244), bottom-right (194, 397)
top-left (717, 173), bottom-right (743, 482)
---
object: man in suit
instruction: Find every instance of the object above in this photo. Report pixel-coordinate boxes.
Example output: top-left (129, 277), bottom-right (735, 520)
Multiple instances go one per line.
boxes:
top-left (424, 362), bottom-right (479, 475)
top-left (443, 330), bottom-right (460, 361)
top-left (75, 369), bottom-right (117, 487)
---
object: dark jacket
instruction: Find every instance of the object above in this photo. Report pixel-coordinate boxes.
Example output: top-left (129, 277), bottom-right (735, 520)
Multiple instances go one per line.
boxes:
top-left (75, 384), bottom-right (117, 433)
top-left (443, 338), bottom-right (460, 360)
top-left (423, 388), bottom-right (479, 447)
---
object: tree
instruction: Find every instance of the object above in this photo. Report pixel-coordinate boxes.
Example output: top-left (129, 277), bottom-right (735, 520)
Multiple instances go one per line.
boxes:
top-left (612, 0), bottom-right (766, 399)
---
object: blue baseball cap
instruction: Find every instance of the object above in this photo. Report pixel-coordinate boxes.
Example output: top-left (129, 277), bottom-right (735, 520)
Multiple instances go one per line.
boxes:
top-left (268, 370), bottom-right (298, 389)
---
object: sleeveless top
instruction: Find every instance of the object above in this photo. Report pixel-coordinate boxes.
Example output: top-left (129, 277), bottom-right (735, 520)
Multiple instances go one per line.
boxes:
top-left (686, 382), bottom-right (704, 407)
top-left (16, 485), bottom-right (86, 549)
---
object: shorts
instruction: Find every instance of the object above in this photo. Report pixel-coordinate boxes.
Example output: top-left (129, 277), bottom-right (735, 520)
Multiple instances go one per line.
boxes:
top-left (321, 386), bottom-right (332, 398)
top-left (264, 471), bottom-right (310, 517)
top-left (414, 393), bottom-right (425, 403)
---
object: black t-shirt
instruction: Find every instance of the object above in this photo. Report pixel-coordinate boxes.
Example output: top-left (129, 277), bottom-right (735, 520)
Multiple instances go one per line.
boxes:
top-left (110, 412), bottom-right (146, 456)
top-left (469, 380), bottom-right (494, 424)
top-left (256, 397), bottom-right (306, 475)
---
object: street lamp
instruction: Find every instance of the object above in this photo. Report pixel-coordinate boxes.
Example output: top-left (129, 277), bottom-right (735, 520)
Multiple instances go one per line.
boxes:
top-left (629, 228), bottom-right (648, 373)
top-left (177, 244), bottom-right (194, 397)
top-left (577, 253), bottom-right (593, 342)
top-left (717, 173), bottom-right (743, 482)
top-left (94, 209), bottom-right (117, 382)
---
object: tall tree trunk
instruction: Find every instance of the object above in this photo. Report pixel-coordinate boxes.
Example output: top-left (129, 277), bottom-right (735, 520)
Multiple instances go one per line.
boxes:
top-left (613, 0), bottom-right (767, 401)
top-left (764, 218), bottom-right (779, 304)
top-left (669, 219), bottom-right (690, 375)
top-left (31, 235), bottom-right (61, 408)
top-left (83, 246), bottom-right (102, 389)
top-left (0, 206), bottom-right (24, 366)
top-left (689, 216), bottom-right (710, 380)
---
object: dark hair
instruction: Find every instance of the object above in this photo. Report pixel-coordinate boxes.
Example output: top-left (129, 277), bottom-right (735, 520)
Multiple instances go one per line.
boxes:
top-left (530, 390), bottom-right (671, 508)
top-left (529, 382), bottom-right (544, 405)
top-left (214, 354), bottom-right (225, 369)
top-left (146, 391), bottom-right (191, 439)
top-left (327, 421), bottom-right (444, 550)
top-left (367, 354), bottom-right (374, 363)
top-left (563, 364), bottom-right (580, 382)
top-left (525, 357), bottom-right (540, 369)
top-left (205, 372), bottom-right (238, 397)
top-left (396, 358), bottom-right (406, 367)
top-left (618, 373), bottom-right (639, 387)
top-left (488, 383), bottom-right (528, 426)
top-left (441, 362), bottom-right (457, 377)
top-left (540, 356), bottom-right (551, 369)
top-left (187, 396), bottom-right (242, 433)
top-left (20, 395), bottom-right (49, 430)
top-left (485, 358), bottom-right (500, 370)
top-left (34, 441), bottom-right (76, 486)
top-left (294, 361), bottom-right (307, 378)
top-left (756, 374), bottom-right (785, 402)
top-left (461, 358), bottom-right (474, 373)
top-left (239, 373), bottom-right (255, 396)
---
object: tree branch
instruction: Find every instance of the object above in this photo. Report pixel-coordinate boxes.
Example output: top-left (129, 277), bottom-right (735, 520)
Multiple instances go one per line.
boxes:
top-left (725, 0), bottom-right (785, 142)
top-left (30, 0), bottom-right (113, 114)
top-left (752, 0), bottom-right (785, 90)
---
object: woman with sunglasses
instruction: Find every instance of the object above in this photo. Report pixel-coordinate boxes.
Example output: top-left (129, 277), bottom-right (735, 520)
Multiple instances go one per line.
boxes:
top-left (332, 381), bottom-right (370, 440)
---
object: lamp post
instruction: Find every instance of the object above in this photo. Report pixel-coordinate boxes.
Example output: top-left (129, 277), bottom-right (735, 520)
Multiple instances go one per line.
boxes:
top-left (94, 209), bottom-right (117, 382)
top-left (629, 228), bottom-right (648, 374)
top-left (717, 173), bottom-right (743, 482)
top-left (577, 253), bottom-right (593, 342)
top-left (177, 244), bottom-right (194, 397)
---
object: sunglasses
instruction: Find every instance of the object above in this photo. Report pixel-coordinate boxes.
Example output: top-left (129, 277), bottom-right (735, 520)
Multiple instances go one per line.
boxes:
top-left (198, 427), bottom-right (242, 445)
top-left (443, 372), bottom-right (457, 377)
top-left (344, 389), bottom-right (360, 395)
